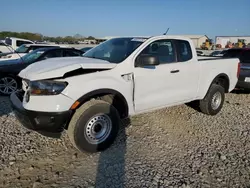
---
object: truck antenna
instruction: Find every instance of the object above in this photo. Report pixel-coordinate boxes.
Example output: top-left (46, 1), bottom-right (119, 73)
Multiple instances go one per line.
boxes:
top-left (163, 28), bottom-right (170, 35)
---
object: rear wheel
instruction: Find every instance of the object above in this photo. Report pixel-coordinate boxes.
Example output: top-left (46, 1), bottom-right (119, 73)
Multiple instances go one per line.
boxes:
top-left (199, 84), bottom-right (225, 115)
top-left (67, 99), bottom-right (120, 153)
top-left (0, 76), bottom-right (19, 96)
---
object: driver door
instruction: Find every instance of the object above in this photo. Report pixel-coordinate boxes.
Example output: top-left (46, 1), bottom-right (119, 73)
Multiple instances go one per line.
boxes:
top-left (133, 39), bottom-right (197, 113)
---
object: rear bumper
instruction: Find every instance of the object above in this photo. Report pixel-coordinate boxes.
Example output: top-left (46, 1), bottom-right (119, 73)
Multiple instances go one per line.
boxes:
top-left (236, 74), bottom-right (250, 89)
top-left (10, 91), bottom-right (72, 133)
top-left (236, 80), bottom-right (250, 89)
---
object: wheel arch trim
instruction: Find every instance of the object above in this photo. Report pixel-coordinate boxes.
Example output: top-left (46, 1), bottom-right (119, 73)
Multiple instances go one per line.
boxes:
top-left (75, 88), bottom-right (129, 117)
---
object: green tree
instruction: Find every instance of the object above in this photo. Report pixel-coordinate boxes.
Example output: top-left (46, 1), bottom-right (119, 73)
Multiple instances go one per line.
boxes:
top-left (0, 31), bottom-right (94, 43)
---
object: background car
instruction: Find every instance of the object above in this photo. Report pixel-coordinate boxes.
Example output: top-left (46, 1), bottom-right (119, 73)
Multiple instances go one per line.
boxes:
top-left (196, 50), bottom-right (205, 56)
top-left (209, 49), bottom-right (228, 57)
top-left (236, 49), bottom-right (250, 90)
top-left (80, 47), bottom-right (93, 53)
top-left (222, 48), bottom-right (245, 58)
top-left (0, 47), bottom-right (83, 95)
top-left (0, 44), bottom-right (65, 61)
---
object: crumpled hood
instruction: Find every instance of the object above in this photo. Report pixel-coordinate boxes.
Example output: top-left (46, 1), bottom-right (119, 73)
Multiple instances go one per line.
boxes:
top-left (19, 56), bottom-right (117, 81)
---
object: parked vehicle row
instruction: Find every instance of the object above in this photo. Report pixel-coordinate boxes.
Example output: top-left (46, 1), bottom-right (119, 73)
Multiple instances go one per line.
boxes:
top-left (0, 47), bottom-right (83, 95)
top-left (0, 37), bottom-right (34, 53)
top-left (9, 35), bottom-right (240, 153)
top-left (0, 43), bottom-right (68, 61)
top-left (80, 47), bottom-right (93, 53)
top-left (235, 49), bottom-right (250, 90)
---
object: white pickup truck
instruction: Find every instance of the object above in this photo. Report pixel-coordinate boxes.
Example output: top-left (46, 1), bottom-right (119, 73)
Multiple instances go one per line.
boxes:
top-left (10, 35), bottom-right (240, 153)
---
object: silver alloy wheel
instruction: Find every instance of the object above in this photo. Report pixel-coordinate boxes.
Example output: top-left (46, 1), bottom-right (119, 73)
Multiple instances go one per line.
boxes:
top-left (0, 77), bottom-right (18, 95)
top-left (211, 91), bottom-right (222, 110)
top-left (84, 114), bottom-right (112, 144)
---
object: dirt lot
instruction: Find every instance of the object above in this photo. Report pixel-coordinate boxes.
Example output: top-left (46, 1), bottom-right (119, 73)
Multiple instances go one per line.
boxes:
top-left (0, 91), bottom-right (250, 188)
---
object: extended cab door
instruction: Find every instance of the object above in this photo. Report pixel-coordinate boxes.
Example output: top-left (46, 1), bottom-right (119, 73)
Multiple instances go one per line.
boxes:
top-left (133, 39), bottom-right (200, 113)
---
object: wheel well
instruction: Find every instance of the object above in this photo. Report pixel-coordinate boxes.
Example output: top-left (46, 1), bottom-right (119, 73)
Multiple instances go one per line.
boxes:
top-left (212, 74), bottom-right (230, 93)
top-left (75, 89), bottom-right (129, 119)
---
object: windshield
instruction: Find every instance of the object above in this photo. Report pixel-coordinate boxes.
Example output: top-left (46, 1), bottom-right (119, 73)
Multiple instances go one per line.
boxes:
top-left (83, 37), bottom-right (147, 63)
top-left (15, 45), bottom-right (29, 53)
top-left (21, 49), bottom-right (45, 63)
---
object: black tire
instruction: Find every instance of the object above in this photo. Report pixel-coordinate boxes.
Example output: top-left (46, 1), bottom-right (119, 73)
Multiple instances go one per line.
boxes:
top-left (0, 75), bottom-right (20, 96)
top-left (199, 84), bottom-right (225, 115)
top-left (67, 99), bottom-right (120, 153)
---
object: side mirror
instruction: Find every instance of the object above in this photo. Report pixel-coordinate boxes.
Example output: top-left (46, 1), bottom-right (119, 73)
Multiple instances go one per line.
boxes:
top-left (135, 54), bottom-right (160, 67)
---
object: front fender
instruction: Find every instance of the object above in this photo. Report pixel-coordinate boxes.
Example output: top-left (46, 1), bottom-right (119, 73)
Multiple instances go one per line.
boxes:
top-left (62, 73), bottom-right (134, 114)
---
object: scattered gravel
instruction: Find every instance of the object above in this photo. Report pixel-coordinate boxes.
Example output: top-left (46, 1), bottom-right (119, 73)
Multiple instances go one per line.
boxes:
top-left (0, 92), bottom-right (250, 188)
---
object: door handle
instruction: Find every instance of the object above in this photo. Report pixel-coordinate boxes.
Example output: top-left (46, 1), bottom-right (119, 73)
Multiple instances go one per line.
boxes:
top-left (170, 69), bottom-right (180, 73)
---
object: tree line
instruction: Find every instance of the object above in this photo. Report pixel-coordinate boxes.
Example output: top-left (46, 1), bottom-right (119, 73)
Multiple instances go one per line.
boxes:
top-left (0, 31), bottom-right (95, 43)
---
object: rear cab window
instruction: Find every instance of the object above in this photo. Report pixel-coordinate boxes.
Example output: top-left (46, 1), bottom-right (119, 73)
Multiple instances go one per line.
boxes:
top-left (174, 40), bottom-right (193, 62)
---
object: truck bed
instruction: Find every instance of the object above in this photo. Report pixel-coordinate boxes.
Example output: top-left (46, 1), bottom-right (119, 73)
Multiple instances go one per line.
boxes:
top-left (198, 56), bottom-right (237, 61)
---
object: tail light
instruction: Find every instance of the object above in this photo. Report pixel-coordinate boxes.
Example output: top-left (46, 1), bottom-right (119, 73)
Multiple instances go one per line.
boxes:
top-left (237, 62), bottom-right (241, 78)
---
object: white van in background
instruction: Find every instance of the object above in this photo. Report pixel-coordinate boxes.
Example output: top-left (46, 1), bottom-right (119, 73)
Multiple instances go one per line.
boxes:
top-left (0, 37), bottom-right (35, 53)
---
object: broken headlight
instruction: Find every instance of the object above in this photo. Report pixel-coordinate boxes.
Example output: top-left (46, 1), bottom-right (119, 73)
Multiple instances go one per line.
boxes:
top-left (29, 80), bottom-right (68, 95)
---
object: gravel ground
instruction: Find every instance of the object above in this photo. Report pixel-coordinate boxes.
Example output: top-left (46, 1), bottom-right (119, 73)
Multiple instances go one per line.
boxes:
top-left (0, 92), bottom-right (250, 188)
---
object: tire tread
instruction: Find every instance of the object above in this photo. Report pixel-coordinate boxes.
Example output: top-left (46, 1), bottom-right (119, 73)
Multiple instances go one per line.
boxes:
top-left (68, 100), bottom-right (111, 149)
top-left (199, 84), bottom-right (225, 115)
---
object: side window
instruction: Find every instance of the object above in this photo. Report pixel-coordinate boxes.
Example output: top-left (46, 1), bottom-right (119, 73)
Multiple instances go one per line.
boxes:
top-left (16, 40), bottom-right (33, 47)
top-left (43, 50), bottom-right (62, 59)
top-left (139, 39), bottom-right (176, 64)
top-left (175, 40), bottom-right (192, 62)
top-left (63, 49), bottom-right (83, 57)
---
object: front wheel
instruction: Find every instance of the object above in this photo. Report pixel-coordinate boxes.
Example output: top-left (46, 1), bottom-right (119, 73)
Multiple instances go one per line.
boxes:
top-left (67, 99), bottom-right (120, 153)
top-left (0, 76), bottom-right (20, 96)
top-left (199, 84), bottom-right (225, 115)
